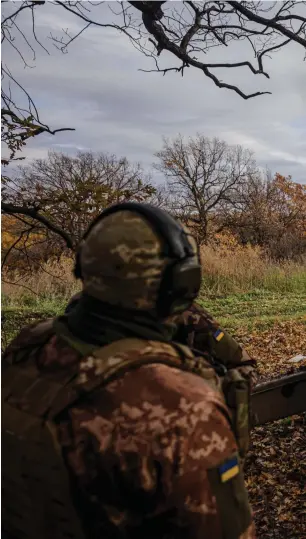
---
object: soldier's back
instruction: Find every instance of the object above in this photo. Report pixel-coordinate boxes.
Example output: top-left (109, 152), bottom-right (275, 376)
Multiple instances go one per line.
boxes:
top-left (2, 323), bottom-right (255, 539)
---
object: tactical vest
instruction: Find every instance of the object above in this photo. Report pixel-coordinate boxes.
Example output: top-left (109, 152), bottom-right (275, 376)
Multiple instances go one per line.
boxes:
top-left (2, 320), bottom-right (250, 539)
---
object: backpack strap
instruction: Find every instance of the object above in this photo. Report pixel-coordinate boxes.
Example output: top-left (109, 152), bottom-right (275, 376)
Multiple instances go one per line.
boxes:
top-left (47, 337), bottom-right (190, 419)
top-left (48, 316), bottom-right (223, 422)
top-left (80, 338), bottom-right (187, 390)
top-left (3, 319), bottom-right (55, 365)
top-left (48, 334), bottom-right (224, 421)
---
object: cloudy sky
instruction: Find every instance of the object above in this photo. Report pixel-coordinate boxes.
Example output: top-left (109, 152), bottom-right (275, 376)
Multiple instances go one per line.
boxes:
top-left (2, 1), bottom-right (306, 183)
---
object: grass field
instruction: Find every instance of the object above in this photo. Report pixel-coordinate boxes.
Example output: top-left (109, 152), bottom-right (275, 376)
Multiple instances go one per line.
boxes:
top-left (200, 290), bottom-right (306, 332)
top-left (2, 289), bottom-right (305, 346)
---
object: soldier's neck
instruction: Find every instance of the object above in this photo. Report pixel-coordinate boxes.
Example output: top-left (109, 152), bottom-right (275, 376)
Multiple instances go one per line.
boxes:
top-left (66, 293), bottom-right (175, 346)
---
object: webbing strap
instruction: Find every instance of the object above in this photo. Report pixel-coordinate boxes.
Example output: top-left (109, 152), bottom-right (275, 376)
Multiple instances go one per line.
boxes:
top-left (57, 337), bottom-right (188, 396)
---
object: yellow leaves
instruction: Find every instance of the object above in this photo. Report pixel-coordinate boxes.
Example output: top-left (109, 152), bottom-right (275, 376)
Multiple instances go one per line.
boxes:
top-left (213, 231), bottom-right (242, 252)
top-left (273, 172), bottom-right (306, 217)
top-left (1, 215), bottom-right (46, 270)
top-left (1, 230), bottom-right (15, 249)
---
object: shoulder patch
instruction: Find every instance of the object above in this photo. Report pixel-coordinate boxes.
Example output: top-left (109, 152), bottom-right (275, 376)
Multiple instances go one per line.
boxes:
top-left (207, 452), bottom-right (252, 539)
top-left (214, 329), bottom-right (225, 342)
top-left (219, 455), bottom-right (239, 482)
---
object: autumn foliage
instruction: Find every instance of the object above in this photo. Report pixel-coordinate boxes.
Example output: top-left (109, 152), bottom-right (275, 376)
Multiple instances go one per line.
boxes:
top-left (228, 172), bottom-right (306, 259)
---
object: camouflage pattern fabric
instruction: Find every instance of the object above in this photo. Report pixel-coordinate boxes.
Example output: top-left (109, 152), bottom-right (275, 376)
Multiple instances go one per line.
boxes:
top-left (172, 302), bottom-right (257, 388)
top-left (79, 210), bottom-right (168, 309)
top-left (65, 296), bottom-right (257, 387)
top-left (2, 323), bottom-right (256, 539)
top-left (172, 302), bottom-right (257, 460)
top-left (64, 296), bottom-right (257, 460)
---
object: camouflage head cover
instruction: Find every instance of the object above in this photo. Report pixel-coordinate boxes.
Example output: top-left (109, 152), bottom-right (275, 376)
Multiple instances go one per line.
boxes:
top-left (79, 210), bottom-right (199, 312)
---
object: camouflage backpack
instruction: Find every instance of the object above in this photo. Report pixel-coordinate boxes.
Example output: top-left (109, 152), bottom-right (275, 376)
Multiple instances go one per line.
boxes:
top-left (2, 316), bottom-right (251, 539)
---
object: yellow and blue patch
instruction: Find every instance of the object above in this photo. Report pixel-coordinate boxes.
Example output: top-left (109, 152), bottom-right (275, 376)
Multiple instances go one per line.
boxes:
top-left (214, 328), bottom-right (225, 342)
top-left (219, 456), bottom-right (239, 483)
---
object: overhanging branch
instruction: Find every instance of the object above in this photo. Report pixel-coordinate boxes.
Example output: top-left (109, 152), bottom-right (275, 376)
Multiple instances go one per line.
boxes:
top-left (1, 202), bottom-right (75, 251)
top-left (133, 2), bottom-right (272, 99)
top-left (228, 1), bottom-right (306, 47)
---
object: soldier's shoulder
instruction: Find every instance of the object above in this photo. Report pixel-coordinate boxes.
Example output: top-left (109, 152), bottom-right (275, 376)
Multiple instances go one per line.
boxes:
top-left (61, 344), bottom-right (241, 537)
top-left (177, 302), bottom-right (218, 328)
top-left (69, 347), bottom-right (233, 489)
top-left (2, 318), bottom-right (55, 360)
top-left (77, 341), bottom-right (226, 431)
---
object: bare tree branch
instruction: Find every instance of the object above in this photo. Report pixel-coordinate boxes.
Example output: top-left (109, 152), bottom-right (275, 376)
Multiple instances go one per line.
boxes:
top-left (1, 151), bottom-right (158, 261)
top-left (1, 278), bottom-right (39, 296)
top-left (228, 1), bottom-right (306, 47)
top-left (1, 1), bottom-right (43, 27)
top-left (1, 202), bottom-right (75, 251)
top-left (1, 227), bottom-right (29, 270)
top-left (1, 1), bottom-right (74, 163)
top-left (2, 0), bottom-right (306, 165)
top-left (130, 1), bottom-right (274, 99)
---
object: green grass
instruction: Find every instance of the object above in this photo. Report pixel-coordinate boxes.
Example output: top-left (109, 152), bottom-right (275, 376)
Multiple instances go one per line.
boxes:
top-left (1, 291), bottom-right (71, 312)
top-left (1, 297), bottom-right (67, 351)
top-left (2, 290), bottom-right (305, 351)
top-left (198, 290), bottom-right (306, 333)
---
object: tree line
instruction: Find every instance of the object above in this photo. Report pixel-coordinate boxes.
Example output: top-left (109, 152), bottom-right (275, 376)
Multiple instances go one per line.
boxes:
top-left (2, 133), bottom-right (306, 276)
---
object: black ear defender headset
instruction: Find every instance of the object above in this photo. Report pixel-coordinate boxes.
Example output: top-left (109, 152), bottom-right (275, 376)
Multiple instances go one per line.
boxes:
top-left (74, 202), bottom-right (202, 317)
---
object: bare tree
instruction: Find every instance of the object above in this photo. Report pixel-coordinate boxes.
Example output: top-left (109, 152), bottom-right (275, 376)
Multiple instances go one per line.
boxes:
top-left (2, 150), bottom-right (157, 271)
top-left (155, 134), bottom-right (257, 243)
top-left (2, 1), bottom-right (306, 226)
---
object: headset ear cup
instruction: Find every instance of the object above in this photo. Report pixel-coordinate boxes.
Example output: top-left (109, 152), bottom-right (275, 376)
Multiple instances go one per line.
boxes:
top-left (157, 259), bottom-right (202, 317)
top-left (74, 250), bottom-right (82, 280)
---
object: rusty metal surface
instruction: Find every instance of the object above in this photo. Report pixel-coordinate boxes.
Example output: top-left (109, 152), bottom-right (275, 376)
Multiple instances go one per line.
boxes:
top-left (251, 371), bottom-right (306, 426)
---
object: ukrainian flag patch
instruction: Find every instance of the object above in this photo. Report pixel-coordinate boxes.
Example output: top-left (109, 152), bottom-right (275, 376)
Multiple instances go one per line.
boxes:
top-left (214, 329), bottom-right (225, 342)
top-left (219, 456), bottom-right (239, 483)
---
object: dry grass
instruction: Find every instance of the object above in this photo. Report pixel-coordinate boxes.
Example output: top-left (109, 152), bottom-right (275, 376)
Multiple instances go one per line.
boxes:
top-left (2, 257), bottom-right (80, 308)
top-left (2, 242), bottom-right (306, 310)
top-left (200, 240), bottom-right (306, 295)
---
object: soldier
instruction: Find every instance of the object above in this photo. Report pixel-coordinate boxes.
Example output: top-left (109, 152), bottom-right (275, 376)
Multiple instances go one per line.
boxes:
top-left (2, 203), bottom-right (256, 539)
top-left (65, 294), bottom-right (257, 458)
